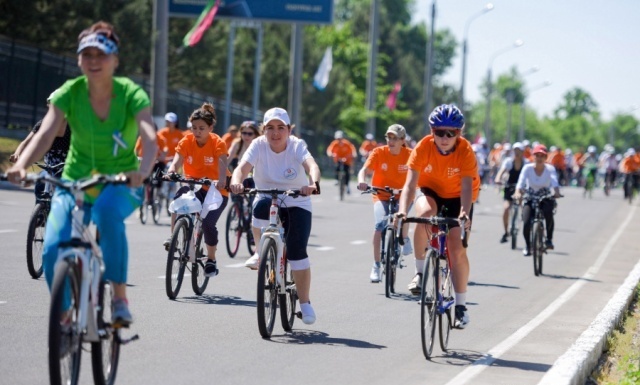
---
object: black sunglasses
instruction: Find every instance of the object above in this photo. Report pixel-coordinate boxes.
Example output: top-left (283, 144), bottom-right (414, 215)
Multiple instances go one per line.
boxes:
top-left (433, 129), bottom-right (458, 138)
top-left (241, 131), bottom-right (255, 136)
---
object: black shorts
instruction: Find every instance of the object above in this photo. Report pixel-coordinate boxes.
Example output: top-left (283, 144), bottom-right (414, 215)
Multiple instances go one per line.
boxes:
top-left (419, 188), bottom-right (474, 229)
top-left (503, 185), bottom-right (516, 202)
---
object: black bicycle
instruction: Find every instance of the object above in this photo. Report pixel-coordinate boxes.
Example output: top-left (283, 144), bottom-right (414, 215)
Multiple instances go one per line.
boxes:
top-left (225, 192), bottom-right (256, 258)
top-left (336, 158), bottom-right (348, 201)
top-left (139, 176), bottom-right (162, 225)
top-left (523, 188), bottom-right (558, 276)
top-left (505, 183), bottom-right (520, 250)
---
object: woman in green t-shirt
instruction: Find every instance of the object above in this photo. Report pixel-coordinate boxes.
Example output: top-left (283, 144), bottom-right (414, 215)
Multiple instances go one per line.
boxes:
top-left (6, 21), bottom-right (157, 327)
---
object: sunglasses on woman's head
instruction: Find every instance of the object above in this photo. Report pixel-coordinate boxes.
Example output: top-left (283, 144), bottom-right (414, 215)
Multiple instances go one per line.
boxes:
top-left (433, 129), bottom-right (458, 138)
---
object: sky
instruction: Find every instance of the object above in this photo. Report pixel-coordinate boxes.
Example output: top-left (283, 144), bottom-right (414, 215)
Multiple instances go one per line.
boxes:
top-left (412, 0), bottom-right (640, 121)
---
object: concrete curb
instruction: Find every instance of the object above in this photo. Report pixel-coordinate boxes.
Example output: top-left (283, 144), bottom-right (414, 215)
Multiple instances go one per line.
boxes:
top-left (538, 259), bottom-right (640, 385)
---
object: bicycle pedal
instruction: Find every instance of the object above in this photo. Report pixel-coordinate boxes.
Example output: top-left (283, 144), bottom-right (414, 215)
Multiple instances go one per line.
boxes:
top-left (118, 334), bottom-right (140, 345)
top-left (295, 311), bottom-right (302, 319)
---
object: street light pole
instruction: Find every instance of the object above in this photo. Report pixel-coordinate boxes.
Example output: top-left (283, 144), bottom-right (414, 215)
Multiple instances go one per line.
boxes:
top-left (507, 66), bottom-right (538, 142)
top-left (482, 39), bottom-right (523, 146)
top-left (519, 80), bottom-right (551, 141)
top-left (423, 0), bottom-right (436, 134)
top-left (459, 3), bottom-right (494, 113)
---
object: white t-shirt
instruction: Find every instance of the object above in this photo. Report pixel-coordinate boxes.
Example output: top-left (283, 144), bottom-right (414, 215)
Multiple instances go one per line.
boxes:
top-left (242, 135), bottom-right (313, 212)
top-left (516, 163), bottom-right (559, 192)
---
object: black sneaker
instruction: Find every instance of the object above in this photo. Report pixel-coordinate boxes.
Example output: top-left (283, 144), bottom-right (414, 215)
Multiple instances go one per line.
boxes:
top-left (523, 248), bottom-right (531, 256)
top-left (204, 260), bottom-right (218, 277)
top-left (545, 239), bottom-right (554, 250)
top-left (500, 233), bottom-right (508, 243)
top-left (454, 305), bottom-right (469, 329)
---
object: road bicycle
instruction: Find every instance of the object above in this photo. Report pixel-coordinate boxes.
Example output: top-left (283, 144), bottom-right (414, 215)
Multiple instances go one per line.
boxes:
top-left (161, 173), bottom-right (220, 300)
top-left (335, 158), bottom-right (348, 201)
top-left (238, 186), bottom-right (319, 338)
top-left (26, 162), bottom-right (64, 279)
top-left (225, 192), bottom-right (256, 258)
top-left (362, 185), bottom-right (405, 298)
top-left (138, 175), bottom-right (162, 225)
top-left (397, 215), bottom-right (467, 359)
top-left (523, 188), bottom-right (559, 277)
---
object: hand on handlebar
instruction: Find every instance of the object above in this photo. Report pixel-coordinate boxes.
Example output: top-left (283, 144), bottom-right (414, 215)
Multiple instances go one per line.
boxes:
top-left (5, 165), bottom-right (26, 185)
top-left (458, 211), bottom-right (471, 231)
top-left (124, 171), bottom-right (144, 188)
top-left (357, 182), bottom-right (368, 191)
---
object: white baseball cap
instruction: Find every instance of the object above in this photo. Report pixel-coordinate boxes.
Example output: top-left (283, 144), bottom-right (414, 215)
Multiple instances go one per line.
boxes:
top-left (164, 112), bottom-right (178, 124)
top-left (263, 107), bottom-right (290, 125)
top-left (512, 142), bottom-right (524, 151)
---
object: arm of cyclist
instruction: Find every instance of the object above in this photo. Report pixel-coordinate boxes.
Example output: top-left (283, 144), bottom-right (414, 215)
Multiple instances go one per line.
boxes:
top-left (459, 176), bottom-right (473, 230)
top-left (397, 168), bottom-right (418, 219)
top-left (127, 107), bottom-right (157, 188)
top-left (301, 157), bottom-right (321, 195)
top-left (216, 154), bottom-right (229, 191)
top-left (10, 131), bottom-right (37, 163)
top-left (356, 165), bottom-right (371, 191)
top-left (229, 159), bottom-right (254, 194)
top-left (167, 152), bottom-right (184, 177)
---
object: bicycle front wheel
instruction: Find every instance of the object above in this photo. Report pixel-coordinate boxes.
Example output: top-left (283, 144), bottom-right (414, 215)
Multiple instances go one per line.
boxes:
top-left (439, 264), bottom-right (454, 352)
top-left (191, 227), bottom-right (210, 295)
top-left (384, 229), bottom-right (397, 298)
top-left (225, 202), bottom-right (242, 258)
top-left (510, 206), bottom-right (519, 250)
top-left (279, 255), bottom-right (297, 331)
top-left (257, 238), bottom-right (278, 338)
top-left (91, 282), bottom-right (121, 385)
top-left (49, 258), bottom-right (82, 385)
top-left (420, 250), bottom-right (438, 359)
top-left (338, 171), bottom-right (345, 201)
top-left (532, 221), bottom-right (544, 276)
top-left (26, 202), bottom-right (48, 278)
top-left (151, 186), bottom-right (161, 225)
top-left (166, 218), bottom-right (188, 299)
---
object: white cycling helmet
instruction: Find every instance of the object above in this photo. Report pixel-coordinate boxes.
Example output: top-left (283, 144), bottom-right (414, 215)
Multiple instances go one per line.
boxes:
top-left (587, 145), bottom-right (597, 153)
top-left (334, 130), bottom-right (344, 139)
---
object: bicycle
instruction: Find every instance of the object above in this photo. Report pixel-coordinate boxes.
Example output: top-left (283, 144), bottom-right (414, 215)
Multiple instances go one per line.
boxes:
top-left (362, 186), bottom-right (405, 298)
top-left (522, 188), bottom-right (559, 277)
top-left (138, 175), bottom-right (162, 225)
top-left (26, 162), bottom-right (64, 279)
top-left (225, 192), bottom-right (256, 258)
top-left (161, 172), bottom-right (221, 300)
top-left (397, 215), bottom-right (467, 359)
top-left (335, 158), bottom-right (348, 201)
top-left (624, 172), bottom-right (639, 205)
top-left (505, 183), bottom-right (520, 250)
top-left (237, 186), bottom-right (319, 338)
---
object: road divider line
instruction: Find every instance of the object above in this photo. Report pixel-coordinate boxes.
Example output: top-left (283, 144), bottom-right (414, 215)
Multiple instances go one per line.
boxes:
top-left (446, 204), bottom-right (637, 385)
top-left (0, 229), bottom-right (17, 234)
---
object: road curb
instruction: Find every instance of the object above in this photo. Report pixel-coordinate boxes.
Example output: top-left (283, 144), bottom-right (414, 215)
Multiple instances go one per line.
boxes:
top-left (538, 259), bottom-right (640, 385)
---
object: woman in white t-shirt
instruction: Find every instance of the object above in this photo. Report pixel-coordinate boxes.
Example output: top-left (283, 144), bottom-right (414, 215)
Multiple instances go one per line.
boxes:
top-left (229, 107), bottom-right (321, 325)
top-left (513, 144), bottom-right (562, 256)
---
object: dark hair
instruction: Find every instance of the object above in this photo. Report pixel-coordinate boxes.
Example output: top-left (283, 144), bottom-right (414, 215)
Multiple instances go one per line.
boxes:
top-left (240, 120), bottom-right (262, 136)
top-left (78, 21), bottom-right (120, 46)
top-left (189, 102), bottom-right (217, 127)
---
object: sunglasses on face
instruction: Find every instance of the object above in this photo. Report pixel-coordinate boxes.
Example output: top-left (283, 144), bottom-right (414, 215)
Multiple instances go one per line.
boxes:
top-left (433, 129), bottom-right (458, 138)
top-left (385, 135), bottom-right (400, 141)
top-left (241, 131), bottom-right (255, 136)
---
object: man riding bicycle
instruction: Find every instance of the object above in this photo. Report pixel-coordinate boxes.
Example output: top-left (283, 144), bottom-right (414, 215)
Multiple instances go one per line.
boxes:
top-left (326, 130), bottom-right (357, 194)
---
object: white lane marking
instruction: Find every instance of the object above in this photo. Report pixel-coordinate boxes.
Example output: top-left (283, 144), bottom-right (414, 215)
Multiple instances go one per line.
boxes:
top-left (0, 229), bottom-right (17, 234)
top-left (315, 246), bottom-right (335, 251)
top-left (446, 204), bottom-right (637, 385)
top-left (158, 274), bottom-right (191, 279)
top-left (0, 301), bottom-right (7, 305)
top-left (350, 240), bottom-right (367, 245)
top-left (226, 263), bottom-right (247, 268)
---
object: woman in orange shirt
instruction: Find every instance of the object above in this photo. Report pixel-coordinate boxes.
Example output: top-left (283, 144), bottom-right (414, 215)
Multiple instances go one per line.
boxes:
top-left (357, 124), bottom-right (412, 283)
top-left (398, 104), bottom-right (479, 330)
top-left (165, 103), bottom-right (229, 277)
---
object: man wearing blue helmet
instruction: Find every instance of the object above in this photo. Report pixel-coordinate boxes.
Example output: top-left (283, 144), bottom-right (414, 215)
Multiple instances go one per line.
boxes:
top-left (397, 104), bottom-right (480, 329)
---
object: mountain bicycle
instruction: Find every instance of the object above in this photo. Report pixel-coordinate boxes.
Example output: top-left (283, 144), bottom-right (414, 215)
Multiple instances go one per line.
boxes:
top-left (26, 162), bottom-right (64, 279)
top-left (161, 173), bottom-right (220, 300)
top-left (362, 186), bottom-right (405, 298)
top-left (225, 192), bottom-right (256, 258)
top-left (523, 188), bottom-right (560, 276)
top-left (397, 215), bottom-right (467, 359)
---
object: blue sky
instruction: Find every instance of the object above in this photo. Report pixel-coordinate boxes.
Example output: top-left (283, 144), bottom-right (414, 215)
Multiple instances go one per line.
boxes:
top-left (413, 0), bottom-right (640, 120)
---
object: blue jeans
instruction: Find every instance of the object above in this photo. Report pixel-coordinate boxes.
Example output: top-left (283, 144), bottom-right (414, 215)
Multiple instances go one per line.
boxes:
top-left (43, 184), bottom-right (142, 290)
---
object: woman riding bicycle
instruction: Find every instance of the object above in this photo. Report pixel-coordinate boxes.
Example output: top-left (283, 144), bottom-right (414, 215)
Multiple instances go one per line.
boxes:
top-left (227, 120), bottom-right (261, 172)
top-left (6, 21), bottom-right (158, 327)
top-left (164, 102), bottom-right (229, 278)
top-left (494, 141), bottom-right (528, 244)
top-left (512, 144), bottom-right (561, 256)
top-left (397, 104), bottom-right (479, 329)
top-left (229, 107), bottom-right (321, 325)
top-left (356, 124), bottom-right (412, 283)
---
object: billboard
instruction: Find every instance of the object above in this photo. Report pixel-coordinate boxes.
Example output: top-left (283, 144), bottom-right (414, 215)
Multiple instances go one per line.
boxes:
top-left (169, 0), bottom-right (334, 24)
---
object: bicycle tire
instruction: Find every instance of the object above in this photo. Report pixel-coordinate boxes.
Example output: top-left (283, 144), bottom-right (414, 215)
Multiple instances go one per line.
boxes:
top-left (191, 227), bottom-right (210, 295)
top-left (225, 202), bottom-right (242, 258)
top-left (257, 238), bottom-right (278, 338)
top-left (91, 282), bottom-right (121, 385)
top-left (532, 221), bottom-right (544, 276)
top-left (439, 260), bottom-right (454, 352)
top-left (279, 253), bottom-right (297, 331)
top-left (338, 169), bottom-right (345, 201)
top-left (510, 205), bottom-right (519, 250)
top-left (49, 258), bottom-right (82, 385)
top-left (139, 200), bottom-right (148, 225)
top-left (26, 202), bottom-right (48, 279)
top-left (384, 228), bottom-right (396, 298)
top-left (420, 250), bottom-right (438, 359)
top-left (166, 218), bottom-right (188, 299)
top-left (151, 186), bottom-right (161, 225)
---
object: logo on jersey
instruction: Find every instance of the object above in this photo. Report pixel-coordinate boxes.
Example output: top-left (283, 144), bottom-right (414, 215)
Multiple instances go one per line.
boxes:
top-left (283, 168), bottom-right (297, 180)
top-left (398, 164), bottom-right (408, 173)
top-left (447, 167), bottom-right (460, 177)
top-left (204, 156), bottom-right (214, 165)
top-left (423, 164), bottom-right (433, 173)
top-left (186, 156), bottom-right (193, 164)
top-left (381, 163), bottom-right (388, 171)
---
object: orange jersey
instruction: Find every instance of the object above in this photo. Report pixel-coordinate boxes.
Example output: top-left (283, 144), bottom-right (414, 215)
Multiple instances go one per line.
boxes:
top-left (359, 140), bottom-right (378, 157)
top-left (407, 135), bottom-right (480, 201)
top-left (573, 152), bottom-right (583, 167)
top-left (620, 155), bottom-right (640, 173)
top-left (158, 127), bottom-right (186, 158)
top-left (523, 147), bottom-right (533, 161)
top-left (363, 146), bottom-right (411, 202)
top-left (548, 150), bottom-right (566, 169)
top-left (221, 132), bottom-right (236, 153)
top-left (135, 135), bottom-right (166, 157)
top-left (175, 133), bottom-right (229, 196)
top-left (326, 139), bottom-right (357, 166)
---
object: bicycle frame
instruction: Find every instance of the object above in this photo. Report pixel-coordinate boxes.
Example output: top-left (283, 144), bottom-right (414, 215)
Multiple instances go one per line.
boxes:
top-left (429, 225), bottom-right (455, 315)
top-left (257, 194), bottom-right (287, 293)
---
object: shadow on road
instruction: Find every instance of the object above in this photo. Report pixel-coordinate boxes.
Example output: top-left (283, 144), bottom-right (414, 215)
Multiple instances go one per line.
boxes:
top-left (176, 294), bottom-right (256, 307)
top-left (469, 281), bottom-right (520, 290)
top-left (269, 330), bottom-right (387, 349)
top-left (430, 350), bottom-right (551, 372)
top-left (541, 274), bottom-right (600, 282)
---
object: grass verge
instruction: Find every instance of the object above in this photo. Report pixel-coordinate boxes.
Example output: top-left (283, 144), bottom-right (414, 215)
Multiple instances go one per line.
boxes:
top-left (0, 137), bottom-right (20, 171)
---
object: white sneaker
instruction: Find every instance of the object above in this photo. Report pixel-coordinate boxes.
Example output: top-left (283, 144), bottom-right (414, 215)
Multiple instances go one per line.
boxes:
top-left (408, 273), bottom-right (422, 295)
top-left (402, 237), bottom-right (413, 256)
top-left (244, 253), bottom-right (259, 270)
top-left (370, 264), bottom-right (381, 283)
top-left (300, 302), bottom-right (316, 325)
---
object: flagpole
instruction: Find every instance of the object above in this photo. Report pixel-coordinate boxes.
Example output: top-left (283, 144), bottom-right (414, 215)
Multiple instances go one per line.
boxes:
top-left (223, 22), bottom-right (236, 130)
top-left (365, 0), bottom-right (380, 137)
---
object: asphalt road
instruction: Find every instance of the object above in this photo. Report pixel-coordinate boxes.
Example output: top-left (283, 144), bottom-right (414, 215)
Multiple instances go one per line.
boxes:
top-left (0, 181), bottom-right (638, 385)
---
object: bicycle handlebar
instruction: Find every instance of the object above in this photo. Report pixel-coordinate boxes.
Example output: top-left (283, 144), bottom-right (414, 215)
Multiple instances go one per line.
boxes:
top-left (236, 182), bottom-right (321, 198)
top-left (0, 173), bottom-right (129, 192)
top-left (396, 215), bottom-right (468, 249)
top-left (360, 185), bottom-right (402, 196)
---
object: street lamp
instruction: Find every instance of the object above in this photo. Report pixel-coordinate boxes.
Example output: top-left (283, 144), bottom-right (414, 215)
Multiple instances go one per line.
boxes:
top-left (506, 66), bottom-right (539, 142)
top-left (519, 80), bottom-right (551, 141)
top-left (458, 2), bottom-right (494, 112)
top-left (423, 0), bottom-right (437, 134)
top-left (482, 39), bottom-right (524, 146)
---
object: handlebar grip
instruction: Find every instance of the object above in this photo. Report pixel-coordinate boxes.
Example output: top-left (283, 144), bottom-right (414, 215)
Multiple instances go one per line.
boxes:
top-left (314, 181), bottom-right (321, 195)
top-left (396, 217), bottom-right (405, 244)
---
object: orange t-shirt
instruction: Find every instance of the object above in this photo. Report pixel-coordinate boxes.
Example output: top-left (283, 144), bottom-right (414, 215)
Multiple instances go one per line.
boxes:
top-left (175, 133), bottom-right (229, 196)
top-left (359, 140), bottom-right (378, 157)
top-left (326, 139), bottom-right (357, 166)
top-left (523, 147), bottom-right (533, 161)
top-left (407, 135), bottom-right (481, 201)
top-left (135, 135), bottom-right (166, 157)
top-left (158, 127), bottom-right (186, 158)
top-left (620, 155), bottom-right (640, 173)
top-left (363, 146), bottom-right (411, 202)
top-left (548, 150), bottom-right (566, 169)
top-left (221, 132), bottom-right (236, 153)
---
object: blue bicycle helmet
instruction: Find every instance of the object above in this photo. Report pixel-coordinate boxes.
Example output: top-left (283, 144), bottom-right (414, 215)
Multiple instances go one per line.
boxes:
top-left (428, 104), bottom-right (465, 129)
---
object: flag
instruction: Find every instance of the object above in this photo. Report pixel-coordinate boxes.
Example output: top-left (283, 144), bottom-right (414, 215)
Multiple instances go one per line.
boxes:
top-left (313, 47), bottom-right (333, 91)
top-left (385, 81), bottom-right (402, 110)
top-left (182, 0), bottom-right (221, 47)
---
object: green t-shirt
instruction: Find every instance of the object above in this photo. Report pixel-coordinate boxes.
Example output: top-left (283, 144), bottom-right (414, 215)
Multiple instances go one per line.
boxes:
top-left (51, 76), bottom-right (150, 181)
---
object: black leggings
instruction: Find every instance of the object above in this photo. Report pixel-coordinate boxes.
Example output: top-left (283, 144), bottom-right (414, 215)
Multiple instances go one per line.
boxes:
top-left (174, 186), bottom-right (228, 246)
top-left (253, 198), bottom-right (312, 261)
top-left (522, 199), bottom-right (554, 249)
top-left (335, 163), bottom-right (350, 186)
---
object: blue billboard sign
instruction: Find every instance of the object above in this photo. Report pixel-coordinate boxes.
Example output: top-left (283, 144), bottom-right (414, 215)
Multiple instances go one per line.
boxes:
top-left (169, 0), bottom-right (334, 24)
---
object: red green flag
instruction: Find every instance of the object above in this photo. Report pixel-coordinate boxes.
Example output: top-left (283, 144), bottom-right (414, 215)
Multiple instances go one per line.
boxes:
top-left (182, 0), bottom-right (221, 47)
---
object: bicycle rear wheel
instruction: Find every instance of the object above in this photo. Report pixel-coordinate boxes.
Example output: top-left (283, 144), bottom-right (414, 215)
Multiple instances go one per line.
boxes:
top-left (191, 228), bottom-right (210, 295)
top-left (420, 250), bottom-right (438, 359)
top-left (139, 200), bottom-right (148, 225)
top-left (49, 258), bottom-right (82, 385)
top-left (225, 202), bottom-right (242, 258)
top-left (338, 169), bottom-right (345, 201)
top-left (384, 229), bottom-right (397, 298)
top-left (532, 221), bottom-right (544, 276)
top-left (91, 282), bottom-right (121, 385)
top-left (26, 202), bottom-right (48, 279)
top-left (257, 238), bottom-right (278, 338)
top-left (166, 218), bottom-right (188, 299)
top-left (439, 262), bottom-right (454, 352)
top-left (510, 205), bottom-right (519, 250)
top-left (279, 255), bottom-right (297, 331)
